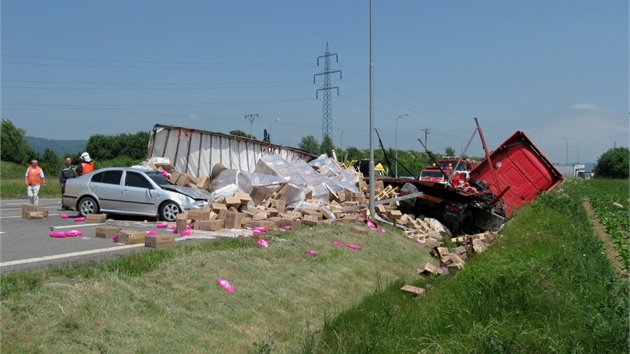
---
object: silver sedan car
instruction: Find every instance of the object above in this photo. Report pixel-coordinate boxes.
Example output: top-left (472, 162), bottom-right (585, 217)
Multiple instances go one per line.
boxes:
top-left (62, 167), bottom-right (209, 221)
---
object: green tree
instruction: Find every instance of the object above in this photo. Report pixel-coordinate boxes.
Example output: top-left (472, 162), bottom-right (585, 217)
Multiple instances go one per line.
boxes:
top-left (445, 146), bottom-right (456, 156)
top-left (298, 135), bottom-right (320, 155)
top-left (344, 147), bottom-right (365, 161)
top-left (86, 131), bottom-right (149, 161)
top-left (320, 134), bottom-right (335, 157)
top-left (230, 130), bottom-right (256, 140)
top-left (263, 129), bottom-right (270, 143)
top-left (594, 147), bottom-right (629, 179)
top-left (1, 119), bottom-right (38, 164)
top-left (39, 148), bottom-right (61, 178)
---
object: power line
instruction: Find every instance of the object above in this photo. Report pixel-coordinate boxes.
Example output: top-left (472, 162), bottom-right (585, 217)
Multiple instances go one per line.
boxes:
top-left (314, 42), bottom-right (342, 142)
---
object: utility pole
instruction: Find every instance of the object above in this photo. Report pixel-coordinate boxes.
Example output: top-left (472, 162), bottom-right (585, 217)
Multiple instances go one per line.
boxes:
top-left (314, 42), bottom-right (342, 143)
top-left (422, 128), bottom-right (431, 151)
top-left (245, 114), bottom-right (258, 139)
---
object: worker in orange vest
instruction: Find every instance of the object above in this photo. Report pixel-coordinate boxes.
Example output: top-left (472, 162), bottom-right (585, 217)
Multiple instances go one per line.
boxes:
top-left (25, 159), bottom-right (46, 205)
top-left (76, 152), bottom-right (95, 175)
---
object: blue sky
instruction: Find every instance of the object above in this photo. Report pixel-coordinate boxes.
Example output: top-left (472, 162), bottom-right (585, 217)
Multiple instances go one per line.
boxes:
top-left (2, 1), bottom-right (628, 164)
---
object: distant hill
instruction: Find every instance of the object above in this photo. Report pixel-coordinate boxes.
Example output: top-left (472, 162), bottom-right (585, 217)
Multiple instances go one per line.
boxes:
top-left (26, 136), bottom-right (87, 157)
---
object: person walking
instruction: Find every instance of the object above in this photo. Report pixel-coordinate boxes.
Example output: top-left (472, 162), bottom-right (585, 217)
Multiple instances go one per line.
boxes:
top-left (25, 159), bottom-right (46, 205)
top-left (59, 157), bottom-right (77, 210)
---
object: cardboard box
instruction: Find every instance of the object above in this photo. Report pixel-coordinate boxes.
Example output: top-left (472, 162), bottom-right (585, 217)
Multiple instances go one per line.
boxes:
top-left (196, 175), bottom-right (211, 190)
top-left (176, 217), bottom-right (189, 234)
top-left (145, 234), bottom-right (176, 249)
top-left (188, 210), bottom-right (210, 221)
top-left (26, 211), bottom-right (46, 220)
top-left (223, 211), bottom-right (242, 229)
top-left (118, 230), bottom-right (146, 245)
top-left (250, 220), bottom-right (276, 230)
top-left (85, 214), bottom-right (107, 223)
top-left (176, 173), bottom-right (191, 186)
top-left (278, 219), bottom-right (302, 232)
top-left (194, 219), bottom-right (225, 231)
top-left (95, 226), bottom-right (120, 239)
top-left (167, 170), bottom-right (181, 184)
top-left (22, 204), bottom-right (46, 219)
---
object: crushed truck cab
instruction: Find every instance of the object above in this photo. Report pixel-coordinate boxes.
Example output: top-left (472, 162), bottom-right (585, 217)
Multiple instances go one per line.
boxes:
top-left (395, 131), bottom-right (563, 235)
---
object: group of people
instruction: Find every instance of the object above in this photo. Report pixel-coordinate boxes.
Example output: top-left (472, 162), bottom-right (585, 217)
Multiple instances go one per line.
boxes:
top-left (25, 152), bottom-right (94, 206)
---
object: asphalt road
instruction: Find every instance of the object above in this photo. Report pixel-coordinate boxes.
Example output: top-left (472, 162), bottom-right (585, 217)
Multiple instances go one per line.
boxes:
top-left (0, 198), bottom-right (183, 274)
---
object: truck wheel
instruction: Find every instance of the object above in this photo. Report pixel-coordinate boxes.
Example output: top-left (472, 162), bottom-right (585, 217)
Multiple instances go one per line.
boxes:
top-left (461, 211), bottom-right (475, 235)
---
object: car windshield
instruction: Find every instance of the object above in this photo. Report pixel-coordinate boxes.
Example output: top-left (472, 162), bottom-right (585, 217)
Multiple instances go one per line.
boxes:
top-left (421, 170), bottom-right (444, 178)
top-left (144, 171), bottom-right (168, 186)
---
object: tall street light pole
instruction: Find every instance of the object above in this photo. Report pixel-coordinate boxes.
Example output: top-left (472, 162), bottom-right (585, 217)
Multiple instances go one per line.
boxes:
top-left (561, 137), bottom-right (568, 164)
top-left (269, 118), bottom-right (280, 142)
top-left (395, 113), bottom-right (409, 178)
top-left (572, 145), bottom-right (579, 163)
top-left (340, 130), bottom-right (347, 151)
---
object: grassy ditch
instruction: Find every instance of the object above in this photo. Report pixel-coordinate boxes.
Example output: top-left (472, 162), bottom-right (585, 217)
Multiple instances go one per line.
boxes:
top-left (0, 223), bottom-right (434, 353)
top-left (303, 179), bottom-right (629, 353)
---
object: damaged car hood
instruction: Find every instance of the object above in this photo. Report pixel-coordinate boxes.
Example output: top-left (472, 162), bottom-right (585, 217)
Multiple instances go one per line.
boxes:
top-left (161, 185), bottom-right (211, 200)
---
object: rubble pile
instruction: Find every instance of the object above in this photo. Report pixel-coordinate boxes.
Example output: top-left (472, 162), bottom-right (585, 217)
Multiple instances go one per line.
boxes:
top-left (141, 154), bottom-right (448, 237)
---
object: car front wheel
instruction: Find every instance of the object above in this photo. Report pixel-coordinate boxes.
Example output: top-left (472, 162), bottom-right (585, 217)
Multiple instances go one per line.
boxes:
top-left (78, 197), bottom-right (99, 216)
top-left (159, 201), bottom-right (180, 222)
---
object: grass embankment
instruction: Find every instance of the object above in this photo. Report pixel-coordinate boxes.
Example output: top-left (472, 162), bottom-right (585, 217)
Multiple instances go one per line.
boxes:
top-left (305, 179), bottom-right (629, 353)
top-left (0, 223), bottom-right (433, 353)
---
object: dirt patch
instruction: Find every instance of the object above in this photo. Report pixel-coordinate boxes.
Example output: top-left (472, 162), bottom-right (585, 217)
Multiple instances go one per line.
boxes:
top-left (583, 199), bottom-right (629, 280)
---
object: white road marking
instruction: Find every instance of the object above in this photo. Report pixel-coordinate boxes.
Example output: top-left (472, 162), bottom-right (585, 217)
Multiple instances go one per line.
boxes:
top-left (51, 223), bottom-right (103, 230)
top-left (0, 237), bottom-right (185, 267)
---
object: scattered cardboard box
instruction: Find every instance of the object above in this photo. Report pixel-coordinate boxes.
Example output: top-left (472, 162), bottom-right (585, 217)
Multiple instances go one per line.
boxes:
top-left (85, 214), bottom-right (107, 223)
top-left (118, 230), bottom-right (146, 245)
top-left (194, 220), bottom-right (225, 231)
top-left (95, 226), bottom-right (120, 239)
top-left (145, 234), bottom-right (176, 249)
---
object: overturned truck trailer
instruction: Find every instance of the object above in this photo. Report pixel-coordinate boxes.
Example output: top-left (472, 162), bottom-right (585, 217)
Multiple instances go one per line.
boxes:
top-left (147, 124), bottom-right (316, 178)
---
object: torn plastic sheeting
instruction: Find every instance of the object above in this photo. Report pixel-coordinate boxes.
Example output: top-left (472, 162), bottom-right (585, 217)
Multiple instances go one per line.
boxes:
top-left (309, 155), bottom-right (361, 186)
top-left (207, 169), bottom-right (252, 202)
top-left (290, 161), bottom-right (330, 204)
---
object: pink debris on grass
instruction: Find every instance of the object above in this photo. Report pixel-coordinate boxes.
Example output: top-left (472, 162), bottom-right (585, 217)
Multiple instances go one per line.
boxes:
top-left (365, 219), bottom-right (377, 229)
top-left (346, 243), bottom-right (362, 250)
top-left (257, 239), bottom-right (269, 248)
top-left (332, 241), bottom-right (344, 246)
top-left (217, 278), bottom-right (235, 293)
top-left (305, 250), bottom-right (319, 255)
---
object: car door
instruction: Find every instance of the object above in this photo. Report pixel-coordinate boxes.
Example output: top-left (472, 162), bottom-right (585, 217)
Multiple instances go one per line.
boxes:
top-left (88, 170), bottom-right (124, 212)
top-left (122, 170), bottom-right (160, 215)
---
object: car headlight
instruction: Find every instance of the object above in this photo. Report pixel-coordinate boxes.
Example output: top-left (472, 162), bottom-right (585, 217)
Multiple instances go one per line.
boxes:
top-left (193, 200), bottom-right (208, 208)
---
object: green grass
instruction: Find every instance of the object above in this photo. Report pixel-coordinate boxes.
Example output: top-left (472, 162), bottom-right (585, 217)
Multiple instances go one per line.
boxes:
top-left (0, 223), bottom-right (434, 353)
top-left (567, 178), bottom-right (629, 270)
top-left (303, 179), bottom-right (629, 353)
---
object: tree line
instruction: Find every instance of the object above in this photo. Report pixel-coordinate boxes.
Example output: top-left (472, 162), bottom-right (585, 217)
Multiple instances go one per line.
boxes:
top-left (2, 119), bottom-right (627, 179)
